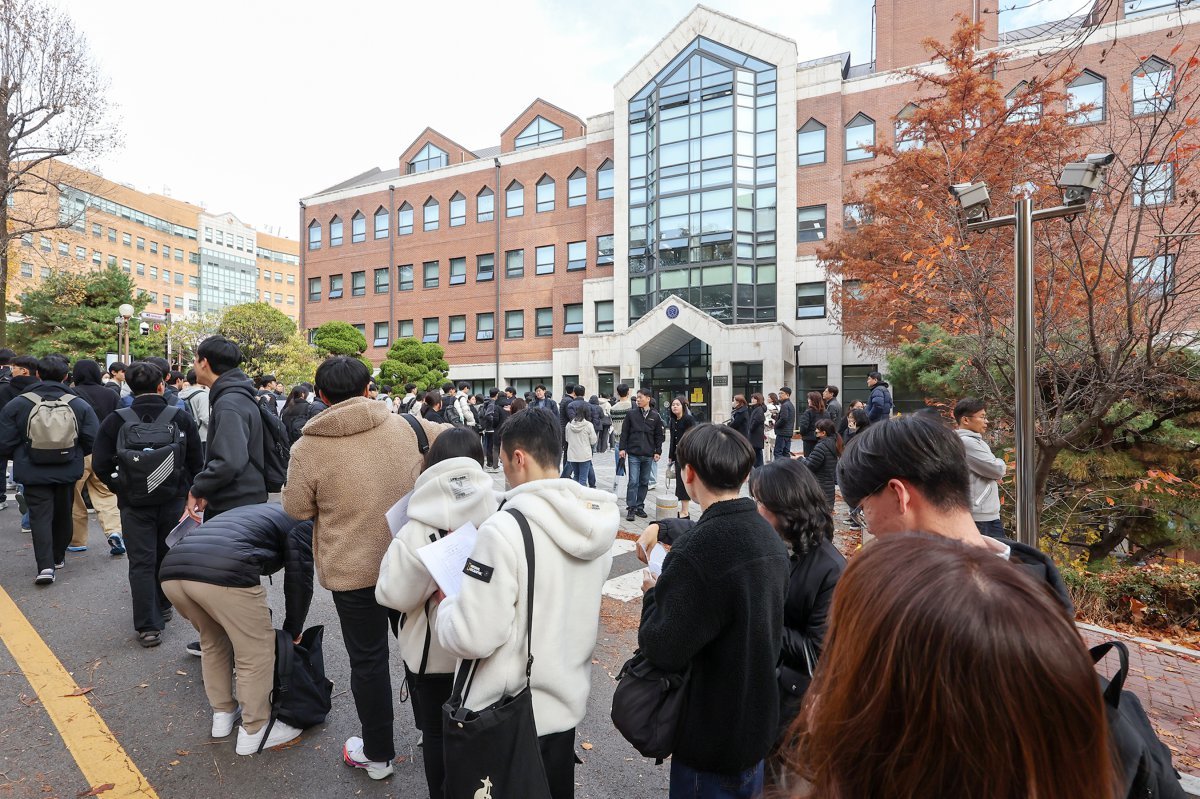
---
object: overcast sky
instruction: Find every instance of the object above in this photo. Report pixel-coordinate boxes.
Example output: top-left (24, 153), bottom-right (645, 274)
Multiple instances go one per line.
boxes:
top-left (57, 0), bottom-right (1086, 240)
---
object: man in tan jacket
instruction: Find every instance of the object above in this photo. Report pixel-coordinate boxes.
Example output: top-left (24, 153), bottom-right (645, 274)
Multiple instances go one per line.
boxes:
top-left (282, 356), bottom-right (445, 780)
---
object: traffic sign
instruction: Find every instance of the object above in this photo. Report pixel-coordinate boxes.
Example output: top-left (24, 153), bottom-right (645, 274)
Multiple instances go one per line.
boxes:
top-left (140, 312), bottom-right (167, 321)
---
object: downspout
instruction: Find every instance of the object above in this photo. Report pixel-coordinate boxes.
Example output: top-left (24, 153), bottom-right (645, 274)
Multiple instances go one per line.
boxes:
top-left (494, 157), bottom-right (502, 389)
top-left (298, 201), bottom-right (306, 334)
top-left (388, 185), bottom-right (395, 352)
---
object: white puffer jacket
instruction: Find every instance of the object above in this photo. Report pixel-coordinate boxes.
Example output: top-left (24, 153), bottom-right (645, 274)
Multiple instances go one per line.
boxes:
top-left (375, 457), bottom-right (499, 674)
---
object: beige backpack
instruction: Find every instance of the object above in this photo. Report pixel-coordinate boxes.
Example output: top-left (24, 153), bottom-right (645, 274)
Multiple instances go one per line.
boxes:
top-left (21, 392), bottom-right (80, 465)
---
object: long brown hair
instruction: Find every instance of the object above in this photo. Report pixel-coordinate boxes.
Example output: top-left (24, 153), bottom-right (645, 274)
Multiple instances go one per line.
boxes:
top-left (806, 391), bottom-right (825, 413)
top-left (785, 534), bottom-right (1118, 799)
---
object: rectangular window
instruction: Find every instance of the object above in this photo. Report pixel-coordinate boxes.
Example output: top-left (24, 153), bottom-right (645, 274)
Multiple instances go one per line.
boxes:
top-left (424, 202), bottom-right (439, 232)
top-left (175, 272), bottom-right (184, 285)
top-left (568, 171), bottom-right (586, 207)
top-left (845, 118), bottom-right (875, 162)
top-left (506, 184), bottom-right (524, 217)
top-left (535, 245), bottom-right (554, 275)
top-left (423, 260), bottom-right (439, 289)
top-left (373, 322), bottom-right (389, 347)
top-left (330, 219), bottom-right (343, 246)
top-left (150, 266), bottom-right (158, 279)
top-left (75, 246), bottom-right (86, 260)
top-left (449, 257), bottom-right (467, 285)
top-left (422, 317), bottom-right (439, 343)
top-left (597, 234), bottom-right (614, 266)
top-left (136, 262), bottom-right (145, 275)
top-left (150, 241), bottom-right (158, 254)
top-left (796, 282), bottom-right (826, 318)
top-left (351, 270), bottom-right (366, 297)
top-left (563, 303), bottom-right (583, 334)
top-left (107, 227), bottom-right (117, 242)
top-left (597, 163), bottom-right (614, 199)
top-left (352, 214), bottom-right (366, 243)
top-left (287, 295), bottom-right (295, 305)
top-left (189, 275), bottom-right (199, 287)
top-left (40, 236), bottom-right (51, 252)
top-left (329, 274), bottom-right (344, 299)
top-left (120, 258), bottom-right (130, 273)
top-left (450, 195), bottom-right (466, 227)
top-left (174, 248), bottom-right (183, 261)
top-left (398, 206), bottom-right (413, 235)
top-left (92, 223), bottom-right (101, 237)
top-left (796, 365), bottom-right (830, 408)
top-left (506, 249), bottom-right (524, 278)
top-left (275, 271), bottom-right (283, 282)
top-left (122, 232), bottom-right (132, 246)
top-left (1068, 74), bottom-right (1105, 124)
top-left (595, 300), bottom-right (614, 332)
top-left (57, 240), bottom-right (68, 256)
top-left (398, 319), bottom-right (414, 338)
top-left (843, 203), bottom-right (869, 228)
top-left (567, 241), bottom-right (586, 271)
top-left (92, 250), bottom-right (102, 265)
top-left (476, 312), bottom-right (495, 340)
top-left (215, 230), bottom-right (224, 246)
top-left (136, 237), bottom-right (145, 250)
top-left (448, 315), bottom-right (466, 342)
top-left (374, 267), bottom-right (389, 293)
top-left (375, 209), bottom-right (389, 239)
top-left (1132, 254), bottom-right (1175, 294)
top-left (536, 180), bottom-right (555, 213)
top-left (477, 191), bottom-right (494, 223)
top-left (797, 205), bottom-right (827, 242)
top-left (163, 294), bottom-right (170, 306)
top-left (163, 268), bottom-right (171, 283)
top-left (505, 310), bottom-right (524, 339)
top-left (477, 253), bottom-right (495, 281)
top-left (797, 123), bottom-right (826, 165)
top-left (398, 264), bottom-right (413, 291)
top-left (1133, 163), bottom-right (1174, 206)
top-left (535, 307), bottom-right (553, 337)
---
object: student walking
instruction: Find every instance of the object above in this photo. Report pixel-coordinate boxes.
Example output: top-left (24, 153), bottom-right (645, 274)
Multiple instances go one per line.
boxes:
top-left (565, 410), bottom-right (598, 487)
top-left (68, 359), bottom-right (123, 554)
top-left (620, 388), bottom-right (664, 522)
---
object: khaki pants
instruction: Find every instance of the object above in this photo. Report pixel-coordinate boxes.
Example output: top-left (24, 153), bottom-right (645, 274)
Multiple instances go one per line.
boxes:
top-left (72, 455), bottom-right (121, 546)
top-left (162, 580), bottom-right (275, 734)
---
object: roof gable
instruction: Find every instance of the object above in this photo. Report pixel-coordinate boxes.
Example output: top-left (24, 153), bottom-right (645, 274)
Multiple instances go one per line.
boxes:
top-left (397, 127), bottom-right (478, 174)
top-left (500, 98), bottom-right (586, 153)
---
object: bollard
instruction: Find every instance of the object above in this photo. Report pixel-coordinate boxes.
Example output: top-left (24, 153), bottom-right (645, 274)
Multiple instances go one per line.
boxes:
top-left (655, 493), bottom-right (679, 520)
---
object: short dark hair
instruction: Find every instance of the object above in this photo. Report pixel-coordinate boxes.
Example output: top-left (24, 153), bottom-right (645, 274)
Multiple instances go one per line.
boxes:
top-left (404, 382), bottom-right (417, 393)
top-left (676, 423), bottom-right (754, 491)
top-left (488, 387), bottom-right (499, 398)
top-left (504, 386), bottom-right (515, 395)
top-left (953, 397), bottom-right (987, 423)
top-left (616, 383), bottom-right (630, 398)
top-left (423, 390), bottom-right (442, 409)
top-left (126, 362), bottom-right (164, 395)
top-left (37, 355), bottom-right (70, 383)
top-left (168, 370), bottom-right (184, 385)
top-left (186, 368), bottom-right (197, 384)
top-left (837, 414), bottom-right (971, 511)
top-left (868, 370), bottom-right (883, 382)
top-left (574, 384), bottom-right (586, 397)
top-left (0, 348), bottom-right (15, 365)
top-left (563, 383), bottom-right (575, 395)
top-left (441, 381), bottom-right (455, 393)
top-left (457, 381), bottom-right (470, 391)
top-left (779, 386), bottom-right (793, 396)
top-left (144, 357), bottom-right (171, 377)
top-left (749, 459), bottom-right (834, 552)
top-left (535, 384), bottom-right (546, 392)
top-left (13, 355), bottom-right (39, 373)
top-left (368, 382), bottom-right (378, 391)
top-left (109, 361), bottom-right (127, 374)
top-left (825, 385), bottom-right (840, 398)
top-left (315, 356), bottom-right (372, 405)
top-left (423, 425), bottom-right (485, 470)
top-left (500, 408), bottom-right (561, 469)
top-left (261, 374), bottom-right (277, 385)
top-left (636, 387), bottom-right (653, 400)
top-left (381, 384), bottom-right (392, 393)
top-left (196, 336), bottom-right (243, 375)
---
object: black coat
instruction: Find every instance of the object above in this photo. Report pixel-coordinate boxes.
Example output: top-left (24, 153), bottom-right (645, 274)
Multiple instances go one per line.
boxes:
top-left (729, 406), bottom-right (751, 441)
top-left (92, 394), bottom-right (205, 508)
top-left (796, 406), bottom-right (827, 451)
top-left (775, 398), bottom-right (796, 438)
top-left (281, 399), bottom-right (311, 445)
top-left (802, 436), bottom-right (839, 508)
top-left (0, 378), bottom-right (99, 485)
top-left (668, 412), bottom-right (697, 461)
top-left (159, 503), bottom-right (314, 638)
top-left (190, 369), bottom-right (267, 512)
top-left (73, 382), bottom-right (119, 424)
top-left (639, 498), bottom-right (790, 774)
top-left (749, 404), bottom-right (766, 448)
top-left (778, 539), bottom-right (846, 704)
top-left (621, 406), bottom-right (664, 458)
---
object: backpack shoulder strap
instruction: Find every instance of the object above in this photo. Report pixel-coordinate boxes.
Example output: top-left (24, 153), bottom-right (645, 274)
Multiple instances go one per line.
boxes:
top-left (401, 413), bottom-right (429, 454)
top-left (156, 405), bottom-right (179, 425)
top-left (19, 391), bottom-right (43, 407)
top-left (505, 507), bottom-right (536, 686)
top-left (259, 629), bottom-right (295, 753)
top-left (116, 407), bottom-right (140, 427)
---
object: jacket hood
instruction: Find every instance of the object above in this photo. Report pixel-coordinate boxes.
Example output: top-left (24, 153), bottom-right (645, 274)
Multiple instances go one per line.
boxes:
top-left (568, 418), bottom-right (592, 431)
top-left (504, 478), bottom-right (618, 561)
top-left (955, 427), bottom-right (983, 441)
top-left (303, 396), bottom-right (391, 437)
top-left (407, 457), bottom-right (499, 532)
top-left (72, 359), bottom-right (104, 385)
top-left (210, 369), bottom-right (256, 404)
top-left (179, 386), bottom-right (206, 399)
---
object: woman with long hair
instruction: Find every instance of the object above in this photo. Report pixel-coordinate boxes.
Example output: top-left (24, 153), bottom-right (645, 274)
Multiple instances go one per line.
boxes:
top-left (729, 394), bottom-right (751, 442)
top-left (748, 460), bottom-right (844, 747)
top-left (667, 396), bottom-right (698, 517)
top-left (420, 390), bottom-right (444, 423)
top-left (836, 399), bottom-right (864, 439)
top-left (785, 534), bottom-right (1119, 799)
top-left (844, 407), bottom-right (870, 442)
top-left (797, 418), bottom-right (840, 510)
top-left (748, 392), bottom-right (767, 467)
top-left (376, 427), bottom-right (496, 799)
top-left (281, 387), bottom-right (311, 446)
top-left (796, 391), bottom-right (827, 456)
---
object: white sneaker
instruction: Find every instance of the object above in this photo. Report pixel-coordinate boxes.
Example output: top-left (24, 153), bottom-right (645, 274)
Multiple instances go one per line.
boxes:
top-left (342, 736), bottom-right (394, 779)
top-left (235, 720), bottom-right (302, 755)
top-left (212, 708), bottom-right (241, 738)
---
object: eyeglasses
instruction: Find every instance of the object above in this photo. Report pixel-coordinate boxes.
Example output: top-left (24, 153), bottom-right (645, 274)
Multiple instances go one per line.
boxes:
top-left (847, 479), bottom-right (890, 535)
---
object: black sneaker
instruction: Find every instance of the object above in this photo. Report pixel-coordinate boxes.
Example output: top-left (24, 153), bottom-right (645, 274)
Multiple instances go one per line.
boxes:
top-left (634, 509), bottom-right (648, 519)
top-left (161, 607), bottom-right (174, 623)
top-left (625, 511), bottom-right (635, 522)
top-left (186, 641), bottom-right (202, 657)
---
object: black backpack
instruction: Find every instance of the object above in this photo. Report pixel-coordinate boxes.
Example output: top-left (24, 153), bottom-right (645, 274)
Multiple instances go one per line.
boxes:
top-left (1091, 641), bottom-right (1185, 799)
top-left (254, 403), bottom-right (291, 492)
top-left (611, 650), bottom-right (691, 763)
top-left (256, 626), bottom-right (333, 753)
top-left (114, 406), bottom-right (186, 506)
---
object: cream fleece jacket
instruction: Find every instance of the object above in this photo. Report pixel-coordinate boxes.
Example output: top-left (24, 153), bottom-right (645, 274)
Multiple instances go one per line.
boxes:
top-left (375, 457), bottom-right (499, 675)
top-left (565, 418), bottom-right (597, 462)
top-left (281, 398), bottom-right (448, 591)
top-left (437, 478), bottom-right (619, 735)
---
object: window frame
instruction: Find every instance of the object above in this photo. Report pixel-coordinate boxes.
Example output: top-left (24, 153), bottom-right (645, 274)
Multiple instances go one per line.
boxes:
top-left (476, 312), bottom-right (495, 341)
top-left (506, 181), bottom-right (524, 217)
top-left (595, 300), bottom-right (614, 332)
top-left (449, 192), bottom-right (466, 227)
top-left (1133, 162), bottom-right (1174, 206)
top-left (845, 113), bottom-right (876, 162)
top-left (374, 206), bottom-right (389, 239)
top-left (351, 211), bottom-right (366, 243)
top-left (423, 260), bottom-right (439, 289)
top-left (797, 205), bottom-right (827, 243)
top-left (422, 316), bottom-right (439, 343)
top-left (423, 197), bottom-right (440, 232)
top-left (597, 234), bottom-right (614, 266)
top-left (567, 240), bottom-right (586, 271)
top-left (797, 118), bottom-right (826, 166)
top-left (374, 267), bottom-right (390, 293)
top-left (535, 307), bottom-right (554, 337)
top-left (351, 270), bottom-right (366, 297)
top-left (373, 322), bottom-right (389, 348)
top-left (536, 175), bottom-right (556, 213)
top-left (1132, 56), bottom-right (1174, 116)
top-left (563, 303), bottom-right (583, 334)
top-left (1067, 70), bottom-right (1106, 125)
top-left (307, 220), bottom-right (321, 250)
top-left (567, 168), bottom-right (587, 207)
top-left (477, 187), bottom-right (495, 223)
top-left (795, 281), bottom-right (827, 319)
top-left (397, 202), bottom-right (413, 235)
top-left (505, 309), bottom-right (524, 339)
top-left (397, 264), bottom-right (414, 292)
top-left (328, 274), bottom-right (344, 300)
top-left (515, 115), bottom-right (565, 149)
top-left (535, 244), bottom-right (555, 275)
top-left (596, 160), bottom-right (614, 200)
top-left (449, 257), bottom-right (467, 285)
top-left (477, 253), bottom-right (495, 281)
top-left (506, 249), bottom-right (524, 278)
top-left (329, 216), bottom-right (343, 247)
top-left (448, 314), bottom-right (467, 342)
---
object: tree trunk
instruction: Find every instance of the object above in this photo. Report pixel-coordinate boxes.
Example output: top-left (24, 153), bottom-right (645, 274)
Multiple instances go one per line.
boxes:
top-left (1087, 514), bottom-right (1133, 563)
top-left (1032, 442), bottom-right (1061, 545)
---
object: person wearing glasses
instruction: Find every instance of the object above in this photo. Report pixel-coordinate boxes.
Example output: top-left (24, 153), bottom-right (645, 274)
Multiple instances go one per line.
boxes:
top-left (837, 414), bottom-right (1071, 615)
top-left (953, 397), bottom-right (1008, 539)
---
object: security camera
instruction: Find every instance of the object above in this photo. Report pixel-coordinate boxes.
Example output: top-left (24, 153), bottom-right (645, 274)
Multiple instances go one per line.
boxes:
top-left (950, 182), bottom-right (991, 223)
top-left (1058, 152), bottom-right (1114, 206)
top-left (139, 321), bottom-right (150, 335)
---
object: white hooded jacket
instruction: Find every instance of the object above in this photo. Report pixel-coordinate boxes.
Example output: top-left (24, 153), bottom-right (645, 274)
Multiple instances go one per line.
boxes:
top-left (437, 477), bottom-right (619, 735)
top-left (565, 417), bottom-right (597, 462)
top-left (376, 457), bottom-right (499, 675)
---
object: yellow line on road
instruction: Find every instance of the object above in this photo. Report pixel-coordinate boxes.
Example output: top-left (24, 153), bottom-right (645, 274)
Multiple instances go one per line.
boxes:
top-left (0, 583), bottom-right (158, 798)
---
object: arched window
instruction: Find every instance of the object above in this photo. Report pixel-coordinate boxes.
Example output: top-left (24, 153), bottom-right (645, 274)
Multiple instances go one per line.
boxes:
top-left (515, 116), bottom-right (564, 149)
top-left (1005, 82), bottom-right (1041, 124)
top-left (423, 197), bottom-right (439, 231)
top-left (477, 187), bottom-right (494, 223)
top-left (450, 192), bottom-right (466, 227)
top-left (374, 206), bottom-right (389, 239)
top-left (506, 181), bottom-right (524, 217)
top-left (894, 105), bottom-right (921, 151)
top-left (845, 113), bottom-right (875, 162)
top-left (351, 211), bottom-right (366, 243)
top-left (568, 168), bottom-right (586, 207)
top-left (596, 160), bottom-right (613, 200)
top-left (397, 202), bottom-right (413, 236)
top-left (1133, 56), bottom-right (1173, 116)
top-left (307, 219), bottom-right (321, 251)
top-left (329, 215), bottom-right (343, 246)
top-left (1067, 70), bottom-right (1105, 125)
top-left (536, 175), bottom-right (555, 213)
top-left (797, 119), bottom-right (826, 165)
top-left (408, 142), bottom-right (448, 174)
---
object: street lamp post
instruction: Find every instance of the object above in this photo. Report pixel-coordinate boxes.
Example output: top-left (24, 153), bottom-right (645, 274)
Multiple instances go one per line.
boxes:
top-left (118, 303), bottom-right (134, 364)
top-left (950, 154), bottom-right (1114, 547)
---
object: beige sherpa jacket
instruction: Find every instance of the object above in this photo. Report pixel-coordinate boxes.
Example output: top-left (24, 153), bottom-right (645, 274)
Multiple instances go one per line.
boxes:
top-left (282, 397), bottom-right (448, 592)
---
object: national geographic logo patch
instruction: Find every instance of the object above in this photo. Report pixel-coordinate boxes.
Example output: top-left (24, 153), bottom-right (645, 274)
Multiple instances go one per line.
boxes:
top-left (463, 558), bottom-right (494, 583)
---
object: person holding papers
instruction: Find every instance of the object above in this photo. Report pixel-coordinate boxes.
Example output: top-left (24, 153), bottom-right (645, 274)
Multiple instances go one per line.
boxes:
top-left (282, 356), bottom-right (447, 781)
top-left (436, 408), bottom-right (619, 799)
top-left (375, 427), bottom-right (497, 799)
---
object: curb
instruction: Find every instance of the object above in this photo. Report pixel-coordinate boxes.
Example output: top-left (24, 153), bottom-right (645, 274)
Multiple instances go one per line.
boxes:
top-left (1076, 621), bottom-right (1200, 659)
top-left (1182, 772), bottom-right (1200, 798)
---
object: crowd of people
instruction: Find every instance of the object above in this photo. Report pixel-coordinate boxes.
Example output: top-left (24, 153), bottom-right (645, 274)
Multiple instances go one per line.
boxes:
top-left (0, 341), bottom-right (1179, 798)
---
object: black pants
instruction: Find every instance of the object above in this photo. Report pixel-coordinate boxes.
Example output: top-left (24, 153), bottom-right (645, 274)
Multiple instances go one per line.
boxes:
top-left (26, 483), bottom-right (74, 572)
top-left (121, 499), bottom-right (183, 633)
top-left (406, 668), bottom-right (453, 799)
top-left (332, 587), bottom-right (394, 762)
top-left (483, 431), bottom-right (498, 469)
top-left (539, 727), bottom-right (578, 799)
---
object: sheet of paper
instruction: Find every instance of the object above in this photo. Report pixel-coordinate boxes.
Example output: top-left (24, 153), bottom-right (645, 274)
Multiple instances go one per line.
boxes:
top-left (648, 544), bottom-right (667, 577)
top-left (386, 492), bottom-right (412, 537)
top-left (165, 514), bottom-right (200, 548)
top-left (416, 521), bottom-right (480, 598)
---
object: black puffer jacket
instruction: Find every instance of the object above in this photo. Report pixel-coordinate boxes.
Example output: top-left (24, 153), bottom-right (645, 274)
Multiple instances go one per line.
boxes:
top-left (190, 369), bottom-right (267, 512)
top-left (778, 539), bottom-right (846, 706)
top-left (159, 503), bottom-right (314, 638)
top-left (802, 436), bottom-right (838, 509)
top-left (729, 406), bottom-right (751, 442)
top-left (281, 399), bottom-right (311, 446)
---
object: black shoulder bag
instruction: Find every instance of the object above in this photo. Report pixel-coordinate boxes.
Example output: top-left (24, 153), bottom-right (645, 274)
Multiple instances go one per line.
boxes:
top-left (441, 508), bottom-right (552, 799)
top-left (256, 626), bottom-right (334, 753)
top-left (611, 650), bottom-right (691, 764)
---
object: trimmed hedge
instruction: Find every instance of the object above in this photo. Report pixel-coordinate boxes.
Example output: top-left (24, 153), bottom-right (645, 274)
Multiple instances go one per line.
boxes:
top-left (1062, 561), bottom-right (1200, 631)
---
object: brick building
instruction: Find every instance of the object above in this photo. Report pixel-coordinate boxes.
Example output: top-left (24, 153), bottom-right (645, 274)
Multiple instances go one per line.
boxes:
top-left (299, 0), bottom-right (1199, 418)
top-left (7, 161), bottom-right (299, 326)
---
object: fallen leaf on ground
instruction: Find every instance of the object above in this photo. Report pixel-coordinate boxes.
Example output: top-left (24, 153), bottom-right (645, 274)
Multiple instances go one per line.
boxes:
top-left (581, 742), bottom-right (593, 750)
top-left (65, 686), bottom-right (94, 697)
top-left (76, 785), bottom-right (114, 797)
top-left (175, 670), bottom-right (188, 676)
top-left (169, 760), bottom-right (180, 766)
top-left (175, 749), bottom-right (189, 756)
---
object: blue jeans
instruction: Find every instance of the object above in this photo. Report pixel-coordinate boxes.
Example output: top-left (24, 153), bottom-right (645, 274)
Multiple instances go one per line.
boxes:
top-left (976, 518), bottom-right (1005, 539)
top-left (626, 455), bottom-right (653, 513)
top-left (614, 436), bottom-right (625, 476)
top-left (669, 759), bottom-right (764, 799)
top-left (571, 461), bottom-right (593, 487)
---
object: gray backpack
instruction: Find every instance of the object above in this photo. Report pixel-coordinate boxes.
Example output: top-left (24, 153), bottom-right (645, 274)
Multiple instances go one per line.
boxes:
top-left (21, 392), bottom-right (81, 464)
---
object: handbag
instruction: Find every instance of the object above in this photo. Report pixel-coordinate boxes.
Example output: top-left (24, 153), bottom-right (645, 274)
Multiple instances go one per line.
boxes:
top-left (442, 508), bottom-right (552, 799)
top-left (611, 650), bottom-right (691, 763)
top-left (257, 626), bottom-right (334, 753)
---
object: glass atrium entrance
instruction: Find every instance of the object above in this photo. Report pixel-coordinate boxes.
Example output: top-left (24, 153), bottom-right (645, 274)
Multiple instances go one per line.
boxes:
top-left (642, 337), bottom-right (712, 421)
